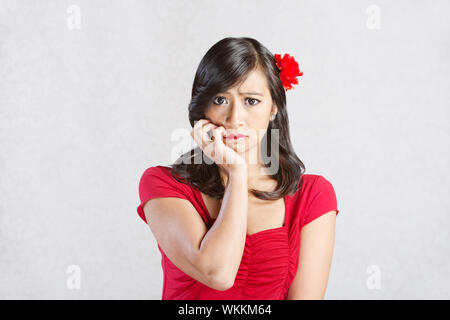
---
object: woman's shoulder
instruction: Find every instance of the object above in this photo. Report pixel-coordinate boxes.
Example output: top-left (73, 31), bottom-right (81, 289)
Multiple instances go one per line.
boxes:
top-left (290, 173), bottom-right (336, 200)
top-left (141, 165), bottom-right (182, 182)
top-left (295, 173), bottom-right (322, 192)
top-left (286, 173), bottom-right (339, 227)
top-left (139, 165), bottom-right (191, 193)
top-left (137, 164), bottom-right (211, 225)
top-left (137, 165), bottom-right (196, 223)
top-left (142, 164), bottom-right (170, 175)
top-left (299, 173), bottom-right (335, 188)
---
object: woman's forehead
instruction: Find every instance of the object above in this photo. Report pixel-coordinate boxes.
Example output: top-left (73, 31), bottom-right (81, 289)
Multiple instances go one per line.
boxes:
top-left (225, 68), bottom-right (269, 94)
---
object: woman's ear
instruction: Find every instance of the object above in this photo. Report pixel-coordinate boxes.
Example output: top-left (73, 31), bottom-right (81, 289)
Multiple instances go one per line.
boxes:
top-left (271, 104), bottom-right (278, 116)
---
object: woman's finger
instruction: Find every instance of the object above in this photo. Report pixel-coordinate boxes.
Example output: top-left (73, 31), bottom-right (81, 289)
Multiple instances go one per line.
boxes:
top-left (211, 126), bottom-right (226, 141)
top-left (192, 121), bottom-right (212, 139)
top-left (196, 123), bottom-right (218, 148)
top-left (200, 123), bottom-right (218, 138)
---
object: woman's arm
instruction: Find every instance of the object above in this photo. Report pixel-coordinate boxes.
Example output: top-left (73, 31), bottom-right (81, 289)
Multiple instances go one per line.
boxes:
top-left (143, 167), bottom-right (248, 291)
top-left (197, 168), bottom-right (249, 287)
top-left (286, 211), bottom-right (337, 299)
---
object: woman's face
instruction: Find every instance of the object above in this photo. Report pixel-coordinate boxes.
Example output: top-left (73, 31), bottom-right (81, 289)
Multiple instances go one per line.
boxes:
top-left (204, 66), bottom-right (277, 159)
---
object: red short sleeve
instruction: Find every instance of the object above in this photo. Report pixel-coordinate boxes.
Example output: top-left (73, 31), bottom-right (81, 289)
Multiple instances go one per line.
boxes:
top-left (137, 166), bottom-right (189, 224)
top-left (302, 176), bottom-right (339, 227)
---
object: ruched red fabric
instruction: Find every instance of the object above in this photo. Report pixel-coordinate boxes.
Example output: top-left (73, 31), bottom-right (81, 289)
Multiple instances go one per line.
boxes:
top-left (137, 166), bottom-right (339, 300)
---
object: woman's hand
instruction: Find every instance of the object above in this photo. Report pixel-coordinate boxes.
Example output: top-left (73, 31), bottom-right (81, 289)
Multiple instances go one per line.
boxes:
top-left (191, 119), bottom-right (247, 175)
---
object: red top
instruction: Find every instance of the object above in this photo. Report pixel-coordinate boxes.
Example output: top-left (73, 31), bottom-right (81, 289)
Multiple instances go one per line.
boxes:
top-left (137, 165), bottom-right (339, 300)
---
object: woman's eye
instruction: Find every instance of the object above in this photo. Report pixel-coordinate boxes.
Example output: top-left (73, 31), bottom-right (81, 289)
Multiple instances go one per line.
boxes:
top-left (213, 96), bottom-right (260, 106)
top-left (213, 96), bottom-right (227, 105)
top-left (246, 98), bottom-right (260, 106)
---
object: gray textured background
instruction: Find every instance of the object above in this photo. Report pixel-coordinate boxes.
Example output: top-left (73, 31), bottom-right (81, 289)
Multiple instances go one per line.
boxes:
top-left (0, 0), bottom-right (449, 299)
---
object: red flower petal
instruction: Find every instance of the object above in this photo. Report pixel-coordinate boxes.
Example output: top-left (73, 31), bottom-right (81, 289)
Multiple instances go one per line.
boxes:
top-left (274, 53), bottom-right (303, 91)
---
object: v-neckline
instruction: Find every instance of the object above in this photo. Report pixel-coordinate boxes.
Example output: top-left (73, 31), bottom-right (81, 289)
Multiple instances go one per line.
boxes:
top-left (195, 187), bottom-right (289, 238)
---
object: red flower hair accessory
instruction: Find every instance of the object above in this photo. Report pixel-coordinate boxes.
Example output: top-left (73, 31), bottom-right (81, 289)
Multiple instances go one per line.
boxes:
top-left (274, 53), bottom-right (303, 91)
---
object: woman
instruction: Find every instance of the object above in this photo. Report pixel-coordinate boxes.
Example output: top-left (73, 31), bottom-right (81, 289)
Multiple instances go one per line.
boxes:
top-left (137, 37), bottom-right (339, 300)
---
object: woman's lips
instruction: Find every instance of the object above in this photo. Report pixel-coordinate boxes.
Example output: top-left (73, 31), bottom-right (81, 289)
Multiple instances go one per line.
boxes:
top-left (225, 134), bottom-right (248, 140)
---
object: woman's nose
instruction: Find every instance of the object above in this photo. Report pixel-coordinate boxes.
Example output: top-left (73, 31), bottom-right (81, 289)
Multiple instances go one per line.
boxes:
top-left (226, 102), bottom-right (245, 125)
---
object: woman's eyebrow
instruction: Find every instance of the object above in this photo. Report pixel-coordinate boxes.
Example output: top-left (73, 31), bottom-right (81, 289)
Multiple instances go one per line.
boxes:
top-left (223, 91), bottom-right (264, 96)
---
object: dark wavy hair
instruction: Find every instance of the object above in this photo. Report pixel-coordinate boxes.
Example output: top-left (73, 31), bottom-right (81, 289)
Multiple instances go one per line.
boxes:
top-left (169, 37), bottom-right (305, 200)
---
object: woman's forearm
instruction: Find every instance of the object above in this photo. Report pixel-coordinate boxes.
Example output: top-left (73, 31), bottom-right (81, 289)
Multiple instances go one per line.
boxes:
top-left (198, 168), bottom-right (248, 288)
